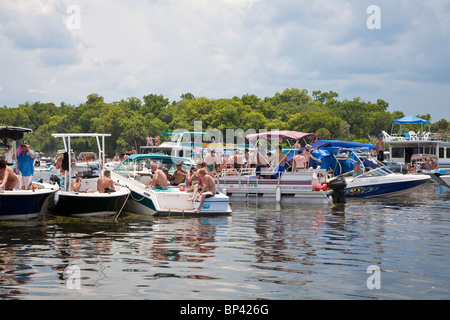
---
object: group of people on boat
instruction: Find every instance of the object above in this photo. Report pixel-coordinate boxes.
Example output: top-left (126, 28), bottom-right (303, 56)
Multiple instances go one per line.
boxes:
top-left (144, 160), bottom-right (216, 212)
top-left (0, 141), bottom-right (38, 190)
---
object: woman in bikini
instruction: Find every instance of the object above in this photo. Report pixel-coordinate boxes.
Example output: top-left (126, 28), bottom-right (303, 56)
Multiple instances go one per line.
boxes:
top-left (0, 159), bottom-right (19, 190)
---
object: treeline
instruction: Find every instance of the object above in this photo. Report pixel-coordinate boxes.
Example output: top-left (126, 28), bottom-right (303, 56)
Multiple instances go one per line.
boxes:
top-left (1, 88), bottom-right (448, 157)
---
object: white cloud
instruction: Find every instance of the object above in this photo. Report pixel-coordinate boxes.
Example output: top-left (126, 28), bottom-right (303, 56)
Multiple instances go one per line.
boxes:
top-left (0, 0), bottom-right (449, 120)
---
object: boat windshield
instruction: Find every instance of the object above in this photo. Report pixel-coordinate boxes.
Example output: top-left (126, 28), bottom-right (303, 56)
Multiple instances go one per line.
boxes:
top-left (356, 167), bottom-right (391, 178)
top-left (113, 155), bottom-right (194, 177)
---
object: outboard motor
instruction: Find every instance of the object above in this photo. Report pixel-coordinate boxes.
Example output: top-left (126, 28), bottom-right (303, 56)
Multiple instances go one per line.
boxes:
top-left (328, 176), bottom-right (347, 204)
top-left (49, 174), bottom-right (60, 186)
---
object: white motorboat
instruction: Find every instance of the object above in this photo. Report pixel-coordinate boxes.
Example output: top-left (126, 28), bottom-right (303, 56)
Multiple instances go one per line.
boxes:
top-left (315, 144), bottom-right (431, 197)
top-left (44, 133), bottom-right (130, 218)
top-left (111, 153), bottom-right (232, 216)
top-left (0, 126), bottom-right (58, 220)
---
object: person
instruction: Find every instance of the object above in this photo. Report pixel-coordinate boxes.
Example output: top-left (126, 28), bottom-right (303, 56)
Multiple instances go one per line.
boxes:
top-left (169, 163), bottom-right (187, 186)
top-left (292, 150), bottom-right (307, 171)
top-left (155, 136), bottom-right (160, 146)
top-left (189, 168), bottom-right (216, 212)
top-left (97, 170), bottom-right (115, 193)
top-left (303, 144), bottom-right (321, 168)
top-left (204, 149), bottom-right (217, 172)
top-left (233, 150), bottom-right (243, 170)
top-left (353, 161), bottom-right (363, 176)
top-left (185, 166), bottom-right (198, 191)
top-left (0, 159), bottom-right (19, 190)
top-left (146, 162), bottom-right (168, 189)
top-left (17, 141), bottom-right (36, 189)
top-left (71, 172), bottom-right (83, 192)
top-left (271, 146), bottom-right (287, 178)
top-left (376, 134), bottom-right (385, 162)
top-left (146, 136), bottom-right (153, 146)
top-left (55, 153), bottom-right (76, 173)
top-left (254, 144), bottom-right (268, 179)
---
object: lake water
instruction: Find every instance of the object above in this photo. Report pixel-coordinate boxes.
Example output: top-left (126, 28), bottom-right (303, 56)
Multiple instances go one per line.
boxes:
top-left (0, 181), bottom-right (449, 300)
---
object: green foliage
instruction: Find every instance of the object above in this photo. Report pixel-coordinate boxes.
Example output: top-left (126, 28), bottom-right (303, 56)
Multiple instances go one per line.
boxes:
top-left (1, 89), bottom-right (447, 157)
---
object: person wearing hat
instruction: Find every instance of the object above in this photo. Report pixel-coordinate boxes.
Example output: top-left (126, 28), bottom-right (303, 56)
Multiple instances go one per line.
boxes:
top-left (17, 140), bottom-right (36, 189)
top-left (303, 144), bottom-right (321, 168)
top-left (376, 134), bottom-right (385, 162)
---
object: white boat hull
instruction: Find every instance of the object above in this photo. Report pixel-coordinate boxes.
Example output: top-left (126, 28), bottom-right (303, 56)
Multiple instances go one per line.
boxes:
top-left (215, 169), bottom-right (333, 204)
top-left (344, 173), bottom-right (430, 197)
top-left (111, 171), bottom-right (232, 216)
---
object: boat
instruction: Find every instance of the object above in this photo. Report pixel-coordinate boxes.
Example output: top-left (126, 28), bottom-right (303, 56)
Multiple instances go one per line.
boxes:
top-left (313, 143), bottom-right (431, 197)
top-left (111, 153), bottom-right (232, 216)
top-left (44, 133), bottom-right (130, 218)
top-left (215, 131), bottom-right (334, 204)
top-left (0, 126), bottom-right (58, 220)
top-left (382, 115), bottom-right (450, 173)
top-left (410, 154), bottom-right (450, 188)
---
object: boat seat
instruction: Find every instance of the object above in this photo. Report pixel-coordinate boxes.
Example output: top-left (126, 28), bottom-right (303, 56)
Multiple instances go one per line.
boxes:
top-left (140, 176), bottom-right (152, 186)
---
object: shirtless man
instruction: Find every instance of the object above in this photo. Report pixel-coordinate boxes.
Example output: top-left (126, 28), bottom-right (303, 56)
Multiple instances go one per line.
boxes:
top-left (303, 144), bottom-right (321, 168)
top-left (254, 144), bottom-right (268, 179)
top-left (169, 163), bottom-right (187, 186)
top-left (97, 170), bottom-right (115, 193)
top-left (376, 134), bottom-right (385, 162)
top-left (0, 159), bottom-right (19, 190)
top-left (190, 168), bottom-right (216, 212)
top-left (71, 172), bottom-right (83, 192)
top-left (146, 162), bottom-right (168, 189)
top-left (270, 146), bottom-right (287, 177)
top-left (293, 150), bottom-right (307, 171)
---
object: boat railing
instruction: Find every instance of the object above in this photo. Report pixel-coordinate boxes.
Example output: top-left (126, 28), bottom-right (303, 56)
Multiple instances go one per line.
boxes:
top-left (385, 132), bottom-right (450, 142)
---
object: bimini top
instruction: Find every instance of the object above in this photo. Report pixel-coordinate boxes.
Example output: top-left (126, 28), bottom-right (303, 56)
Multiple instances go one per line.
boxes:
top-left (393, 115), bottom-right (429, 124)
top-left (0, 126), bottom-right (33, 140)
top-left (246, 131), bottom-right (317, 141)
top-left (124, 153), bottom-right (194, 165)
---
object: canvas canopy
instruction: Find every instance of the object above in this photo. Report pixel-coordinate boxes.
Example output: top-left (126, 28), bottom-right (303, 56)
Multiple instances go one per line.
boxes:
top-left (246, 131), bottom-right (317, 141)
top-left (392, 115), bottom-right (429, 124)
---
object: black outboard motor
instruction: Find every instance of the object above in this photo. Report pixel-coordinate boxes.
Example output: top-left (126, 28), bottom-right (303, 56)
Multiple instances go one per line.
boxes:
top-left (50, 174), bottom-right (60, 186)
top-left (328, 176), bottom-right (347, 204)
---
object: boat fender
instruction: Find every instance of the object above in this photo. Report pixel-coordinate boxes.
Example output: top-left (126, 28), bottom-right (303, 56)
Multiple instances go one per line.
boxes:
top-left (276, 186), bottom-right (281, 202)
top-left (222, 188), bottom-right (227, 195)
top-left (179, 184), bottom-right (185, 192)
top-left (315, 184), bottom-right (321, 191)
top-left (54, 191), bottom-right (59, 204)
top-left (321, 184), bottom-right (328, 191)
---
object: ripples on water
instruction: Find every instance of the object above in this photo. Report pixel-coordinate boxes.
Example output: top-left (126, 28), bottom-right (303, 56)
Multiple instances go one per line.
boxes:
top-left (0, 183), bottom-right (449, 300)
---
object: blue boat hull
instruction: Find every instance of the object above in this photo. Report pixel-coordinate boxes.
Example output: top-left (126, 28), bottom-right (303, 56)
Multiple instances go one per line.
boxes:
top-left (0, 191), bottom-right (55, 219)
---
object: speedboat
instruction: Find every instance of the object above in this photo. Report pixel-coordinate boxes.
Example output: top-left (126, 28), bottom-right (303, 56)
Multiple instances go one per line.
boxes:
top-left (340, 167), bottom-right (430, 197)
top-left (44, 133), bottom-right (130, 218)
top-left (313, 143), bottom-right (431, 198)
top-left (111, 153), bottom-right (232, 216)
top-left (0, 126), bottom-right (58, 220)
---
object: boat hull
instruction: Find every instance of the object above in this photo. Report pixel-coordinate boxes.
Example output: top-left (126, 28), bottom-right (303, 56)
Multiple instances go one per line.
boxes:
top-left (45, 189), bottom-right (130, 217)
top-left (0, 185), bottom-right (58, 220)
top-left (216, 170), bottom-right (333, 204)
top-left (344, 174), bottom-right (430, 197)
top-left (111, 171), bottom-right (232, 216)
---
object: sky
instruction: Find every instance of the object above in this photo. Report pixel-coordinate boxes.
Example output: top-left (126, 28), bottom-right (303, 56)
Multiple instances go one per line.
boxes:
top-left (0, 0), bottom-right (449, 121)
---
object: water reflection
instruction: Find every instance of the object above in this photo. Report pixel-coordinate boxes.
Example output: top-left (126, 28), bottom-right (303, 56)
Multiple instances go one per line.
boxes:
top-left (0, 182), bottom-right (449, 299)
